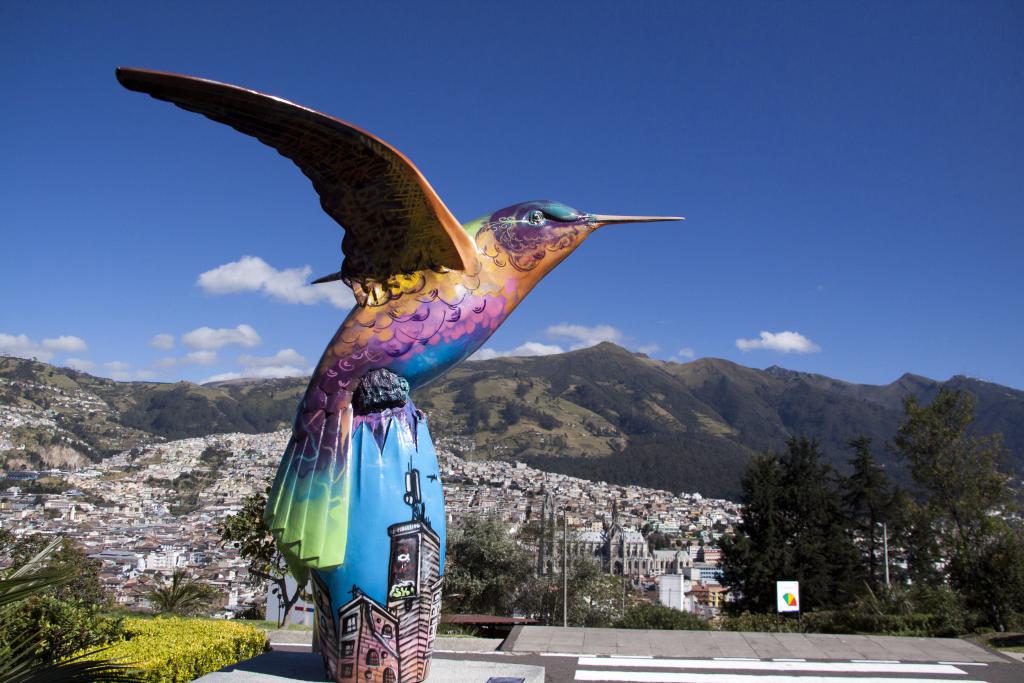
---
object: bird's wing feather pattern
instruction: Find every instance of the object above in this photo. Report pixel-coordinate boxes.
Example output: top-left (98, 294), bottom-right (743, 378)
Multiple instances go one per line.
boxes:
top-left (116, 67), bottom-right (478, 286)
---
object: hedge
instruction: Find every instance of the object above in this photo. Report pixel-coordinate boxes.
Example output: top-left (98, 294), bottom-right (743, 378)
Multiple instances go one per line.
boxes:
top-left (79, 617), bottom-right (268, 682)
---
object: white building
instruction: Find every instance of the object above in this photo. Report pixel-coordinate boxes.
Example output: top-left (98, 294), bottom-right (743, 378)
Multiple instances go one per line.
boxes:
top-left (265, 574), bottom-right (315, 627)
top-left (658, 573), bottom-right (694, 612)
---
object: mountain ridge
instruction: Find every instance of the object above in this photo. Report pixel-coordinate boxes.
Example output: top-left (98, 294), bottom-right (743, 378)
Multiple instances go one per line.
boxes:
top-left (2, 346), bottom-right (1021, 499)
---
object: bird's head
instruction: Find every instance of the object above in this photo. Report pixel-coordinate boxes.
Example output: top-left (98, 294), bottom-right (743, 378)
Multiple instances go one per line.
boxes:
top-left (473, 199), bottom-right (682, 281)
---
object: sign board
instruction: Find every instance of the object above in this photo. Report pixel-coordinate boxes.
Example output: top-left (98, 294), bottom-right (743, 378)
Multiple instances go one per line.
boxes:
top-left (776, 580), bottom-right (800, 613)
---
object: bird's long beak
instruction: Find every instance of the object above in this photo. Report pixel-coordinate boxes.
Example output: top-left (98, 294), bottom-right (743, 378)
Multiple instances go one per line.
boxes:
top-left (589, 214), bottom-right (685, 227)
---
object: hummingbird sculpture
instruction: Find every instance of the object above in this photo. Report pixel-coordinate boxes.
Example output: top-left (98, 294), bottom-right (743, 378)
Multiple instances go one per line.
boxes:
top-left (116, 68), bottom-right (682, 572)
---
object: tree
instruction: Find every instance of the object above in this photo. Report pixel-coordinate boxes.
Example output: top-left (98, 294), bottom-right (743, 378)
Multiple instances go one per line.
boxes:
top-left (722, 438), bottom-right (859, 613)
top-left (142, 569), bottom-right (218, 616)
top-left (2, 535), bottom-right (108, 608)
top-left (841, 437), bottom-right (903, 591)
top-left (444, 516), bottom-right (536, 615)
top-left (894, 390), bottom-right (1012, 549)
top-left (614, 601), bottom-right (709, 630)
top-left (0, 534), bottom-right (123, 669)
top-left (219, 490), bottom-right (305, 627)
top-left (0, 538), bottom-right (134, 681)
top-left (720, 453), bottom-right (785, 613)
top-left (893, 389), bottom-right (1022, 630)
top-left (527, 556), bottom-right (624, 627)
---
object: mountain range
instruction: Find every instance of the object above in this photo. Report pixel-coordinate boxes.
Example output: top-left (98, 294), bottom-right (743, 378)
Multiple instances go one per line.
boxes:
top-left (2, 344), bottom-right (1021, 499)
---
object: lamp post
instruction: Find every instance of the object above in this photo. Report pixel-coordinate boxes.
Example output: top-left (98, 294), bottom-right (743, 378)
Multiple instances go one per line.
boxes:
top-left (882, 522), bottom-right (890, 589)
top-left (562, 508), bottom-right (568, 628)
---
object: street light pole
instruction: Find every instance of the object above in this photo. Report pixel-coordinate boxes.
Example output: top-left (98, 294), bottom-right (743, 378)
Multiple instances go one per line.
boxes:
top-left (882, 522), bottom-right (890, 589)
top-left (562, 509), bottom-right (568, 628)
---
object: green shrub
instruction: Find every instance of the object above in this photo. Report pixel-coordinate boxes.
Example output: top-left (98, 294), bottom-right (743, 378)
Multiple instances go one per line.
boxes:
top-left (716, 612), bottom-right (801, 633)
top-left (614, 602), bottom-right (710, 630)
top-left (0, 595), bottom-right (125, 665)
top-left (79, 616), bottom-right (268, 682)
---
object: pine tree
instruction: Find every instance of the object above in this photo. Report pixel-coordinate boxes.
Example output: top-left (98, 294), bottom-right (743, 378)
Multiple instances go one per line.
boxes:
top-left (721, 453), bottom-right (784, 613)
top-left (841, 437), bottom-right (900, 591)
top-left (778, 437), bottom-right (860, 611)
top-left (722, 438), bottom-right (859, 613)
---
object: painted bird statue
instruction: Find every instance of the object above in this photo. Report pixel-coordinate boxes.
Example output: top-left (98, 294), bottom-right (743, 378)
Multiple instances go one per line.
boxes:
top-left (116, 68), bottom-right (681, 578)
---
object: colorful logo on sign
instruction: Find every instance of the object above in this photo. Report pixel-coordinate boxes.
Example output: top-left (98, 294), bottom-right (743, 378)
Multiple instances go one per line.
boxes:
top-left (783, 592), bottom-right (797, 607)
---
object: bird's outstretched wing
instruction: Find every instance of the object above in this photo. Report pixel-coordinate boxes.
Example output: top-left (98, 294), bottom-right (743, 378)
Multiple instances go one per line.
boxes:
top-left (116, 67), bottom-right (478, 292)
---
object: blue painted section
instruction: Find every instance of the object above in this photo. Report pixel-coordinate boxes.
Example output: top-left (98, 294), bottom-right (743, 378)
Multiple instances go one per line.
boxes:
top-left (313, 411), bottom-right (446, 623)
top-left (415, 418), bottom-right (447, 571)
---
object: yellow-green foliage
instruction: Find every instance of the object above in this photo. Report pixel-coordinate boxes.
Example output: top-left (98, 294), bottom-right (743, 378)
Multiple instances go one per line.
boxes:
top-left (79, 616), bottom-right (267, 682)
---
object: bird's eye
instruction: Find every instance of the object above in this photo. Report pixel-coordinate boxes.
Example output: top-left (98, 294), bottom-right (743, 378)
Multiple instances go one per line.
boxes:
top-left (527, 210), bottom-right (545, 226)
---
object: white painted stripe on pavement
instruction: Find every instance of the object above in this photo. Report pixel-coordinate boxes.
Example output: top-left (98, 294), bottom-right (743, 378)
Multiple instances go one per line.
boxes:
top-left (576, 657), bottom-right (966, 675)
top-left (269, 642), bottom-right (311, 648)
top-left (939, 662), bottom-right (988, 666)
top-left (714, 657), bottom-right (760, 661)
top-left (574, 673), bottom-right (983, 683)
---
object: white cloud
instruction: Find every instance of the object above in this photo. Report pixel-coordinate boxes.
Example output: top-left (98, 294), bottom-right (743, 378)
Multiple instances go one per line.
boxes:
top-left (150, 333), bottom-right (175, 350)
top-left (154, 350), bottom-right (220, 368)
top-left (185, 350), bottom-right (218, 365)
top-left (97, 361), bottom-right (157, 382)
top-left (203, 371), bottom-right (243, 383)
top-left (239, 348), bottom-right (307, 368)
top-left (42, 335), bottom-right (87, 353)
top-left (197, 255), bottom-right (354, 309)
top-left (472, 341), bottom-right (565, 361)
top-left (0, 333), bottom-right (54, 361)
top-left (246, 365), bottom-right (308, 379)
top-left (182, 324), bottom-right (261, 350)
top-left (546, 323), bottom-right (623, 350)
top-left (201, 364), bottom-right (308, 384)
top-left (673, 347), bottom-right (696, 360)
top-left (109, 368), bottom-right (157, 382)
top-left (736, 330), bottom-right (821, 354)
top-left (64, 358), bottom-right (95, 372)
top-left (198, 348), bottom-right (312, 383)
top-left (636, 343), bottom-right (660, 355)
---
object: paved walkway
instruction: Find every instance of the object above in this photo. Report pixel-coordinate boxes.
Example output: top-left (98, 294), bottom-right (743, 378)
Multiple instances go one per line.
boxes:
top-left (195, 651), bottom-right (544, 682)
top-left (502, 626), bottom-right (1007, 663)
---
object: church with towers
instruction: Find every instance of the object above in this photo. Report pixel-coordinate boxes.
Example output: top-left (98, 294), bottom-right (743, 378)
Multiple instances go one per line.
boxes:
top-left (534, 494), bottom-right (692, 578)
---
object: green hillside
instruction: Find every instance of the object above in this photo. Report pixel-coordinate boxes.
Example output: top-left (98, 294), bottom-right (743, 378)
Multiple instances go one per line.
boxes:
top-left (3, 345), bottom-right (1022, 499)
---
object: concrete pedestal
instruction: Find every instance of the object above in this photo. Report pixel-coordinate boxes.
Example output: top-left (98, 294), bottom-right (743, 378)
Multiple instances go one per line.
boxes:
top-left (194, 652), bottom-right (544, 683)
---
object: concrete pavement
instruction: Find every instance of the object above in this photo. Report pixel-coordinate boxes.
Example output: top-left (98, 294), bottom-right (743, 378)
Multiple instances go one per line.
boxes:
top-left (502, 625), bottom-right (1008, 663)
top-left (195, 650), bottom-right (544, 682)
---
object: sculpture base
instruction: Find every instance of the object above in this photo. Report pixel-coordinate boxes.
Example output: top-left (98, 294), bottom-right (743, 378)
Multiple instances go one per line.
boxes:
top-left (195, 651), bottom-right (545, 683)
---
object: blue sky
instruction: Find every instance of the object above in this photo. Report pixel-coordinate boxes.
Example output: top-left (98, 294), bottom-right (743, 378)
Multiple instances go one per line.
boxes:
top-left (2, 1), bottom-right (1022, 388)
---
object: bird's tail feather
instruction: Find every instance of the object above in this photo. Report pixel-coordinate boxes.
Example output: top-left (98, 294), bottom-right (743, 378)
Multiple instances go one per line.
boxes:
top-left (265, 397), bottom-right (353, 570)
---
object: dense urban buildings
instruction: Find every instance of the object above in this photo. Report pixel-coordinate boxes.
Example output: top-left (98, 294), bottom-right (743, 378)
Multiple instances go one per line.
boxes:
top-left (0, 427), bottom-right (739, 617)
